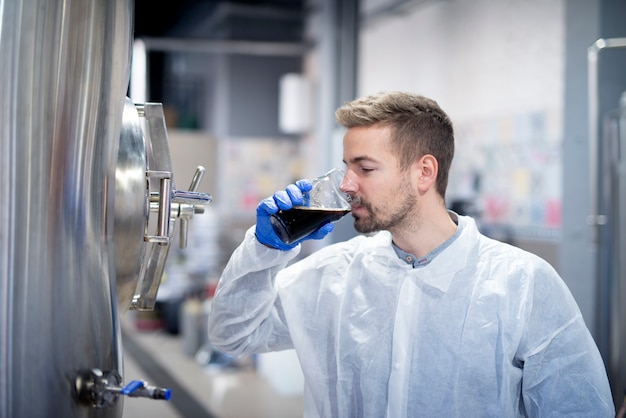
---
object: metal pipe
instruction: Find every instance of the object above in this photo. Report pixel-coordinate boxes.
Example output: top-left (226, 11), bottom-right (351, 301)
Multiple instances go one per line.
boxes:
top-left (587, 37), bottom-right (626, 408)
top-left (141, 37), bottom-right (310, 57)
top-left (587, 37), bottom-right (626, 242)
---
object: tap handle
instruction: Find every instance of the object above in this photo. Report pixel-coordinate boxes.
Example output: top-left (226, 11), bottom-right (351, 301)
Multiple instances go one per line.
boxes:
top-left (175, 165), bottom-right (211, 249)
top-left (120, 379), bottom-right (171, 400)
top-left (188, 165), bottom-right (205, 192)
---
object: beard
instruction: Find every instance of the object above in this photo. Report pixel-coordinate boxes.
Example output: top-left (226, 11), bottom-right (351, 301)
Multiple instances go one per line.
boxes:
top-left (353, 178), bottom-right (417, 234)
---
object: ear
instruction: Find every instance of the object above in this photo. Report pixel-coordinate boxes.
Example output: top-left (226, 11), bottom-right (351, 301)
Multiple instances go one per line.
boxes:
top-left (414, 154), bottom-right (438, 193)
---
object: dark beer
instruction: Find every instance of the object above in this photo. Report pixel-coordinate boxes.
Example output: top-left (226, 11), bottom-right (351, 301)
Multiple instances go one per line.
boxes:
top-left (270, 206), bottom-right (351, 244)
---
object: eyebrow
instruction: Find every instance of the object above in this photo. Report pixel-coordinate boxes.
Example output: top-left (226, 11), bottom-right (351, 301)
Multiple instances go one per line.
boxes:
top-left (344, 155), bottom-right (380, 165)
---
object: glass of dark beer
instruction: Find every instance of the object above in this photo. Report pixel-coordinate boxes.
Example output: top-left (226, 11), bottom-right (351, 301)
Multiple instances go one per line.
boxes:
top-left (270, 168), bottom-right (351, 244)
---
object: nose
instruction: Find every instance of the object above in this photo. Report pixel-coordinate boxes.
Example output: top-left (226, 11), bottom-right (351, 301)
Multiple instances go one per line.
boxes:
top-left (339, 171), bottom-right (356, 194)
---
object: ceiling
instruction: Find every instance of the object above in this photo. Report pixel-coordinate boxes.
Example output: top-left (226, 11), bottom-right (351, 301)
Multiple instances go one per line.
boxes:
top-left (133, 0), bottom-right (306, 42)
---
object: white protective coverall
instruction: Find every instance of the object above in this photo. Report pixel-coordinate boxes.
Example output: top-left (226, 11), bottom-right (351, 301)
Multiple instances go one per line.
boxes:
top-left (208, 213), bottom-right (615, 417)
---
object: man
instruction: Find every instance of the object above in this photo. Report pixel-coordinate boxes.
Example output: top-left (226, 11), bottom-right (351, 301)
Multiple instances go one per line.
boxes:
top-left (208, 91), bottom-right (614, 417)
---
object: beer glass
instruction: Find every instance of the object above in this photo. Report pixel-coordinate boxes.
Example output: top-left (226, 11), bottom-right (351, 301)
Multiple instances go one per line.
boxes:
top-left (270, 168), bottom-right (351, 244)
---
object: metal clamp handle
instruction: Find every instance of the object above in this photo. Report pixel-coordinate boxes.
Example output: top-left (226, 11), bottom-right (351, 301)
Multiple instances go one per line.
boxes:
top-left (145, 170), bottom-right (173, 245)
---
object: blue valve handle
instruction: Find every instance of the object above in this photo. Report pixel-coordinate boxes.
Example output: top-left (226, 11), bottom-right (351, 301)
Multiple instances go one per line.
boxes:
top-left (121, 380), bottom-right (171, 400)
top-left (121, 380), bottom-right (144, 395)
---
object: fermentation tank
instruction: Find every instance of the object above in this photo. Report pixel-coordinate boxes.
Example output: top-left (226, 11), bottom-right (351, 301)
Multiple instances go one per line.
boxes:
top-left (0, 1), bottom-right (211, 417)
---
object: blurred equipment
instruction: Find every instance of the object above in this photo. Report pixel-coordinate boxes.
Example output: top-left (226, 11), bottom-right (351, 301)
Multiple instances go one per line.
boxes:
top-left (588, 37), bottom-right (626, 409)
top-left (0, 0), bottom-right (211, 417)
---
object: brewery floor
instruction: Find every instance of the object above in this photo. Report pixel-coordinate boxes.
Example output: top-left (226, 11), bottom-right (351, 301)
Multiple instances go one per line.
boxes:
top-left (120, 311), bottom-right (303, 418)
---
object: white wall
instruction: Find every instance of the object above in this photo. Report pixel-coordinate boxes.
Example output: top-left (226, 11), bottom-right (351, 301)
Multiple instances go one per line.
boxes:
top-left (361, 1), bottom-right (564, 118)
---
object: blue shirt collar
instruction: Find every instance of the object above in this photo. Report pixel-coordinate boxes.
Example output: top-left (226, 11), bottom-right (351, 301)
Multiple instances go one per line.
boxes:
top-left (392, 212), bottom-right (461, 268)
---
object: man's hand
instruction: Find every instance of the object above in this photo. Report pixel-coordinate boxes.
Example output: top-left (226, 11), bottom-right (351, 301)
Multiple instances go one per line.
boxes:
top-left (255, 179), bottom-right (334, 250)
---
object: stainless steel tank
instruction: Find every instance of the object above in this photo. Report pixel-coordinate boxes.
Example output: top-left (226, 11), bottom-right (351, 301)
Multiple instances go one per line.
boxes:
top-left (0, 1), bottom-right (211, 417)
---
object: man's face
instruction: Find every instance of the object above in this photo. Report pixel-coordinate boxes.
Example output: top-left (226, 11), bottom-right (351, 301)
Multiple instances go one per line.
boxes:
top-left (341, 125), bottom-right (418, 234)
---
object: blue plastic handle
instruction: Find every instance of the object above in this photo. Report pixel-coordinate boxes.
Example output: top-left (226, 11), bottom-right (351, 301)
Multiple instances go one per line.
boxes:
top-left (121, 380), bottom-right (144, 395)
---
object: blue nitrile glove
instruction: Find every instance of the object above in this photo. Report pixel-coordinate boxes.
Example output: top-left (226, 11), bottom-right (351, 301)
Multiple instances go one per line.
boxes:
top-left (255, 179), bottom-right (335, 250)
